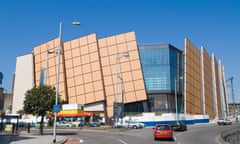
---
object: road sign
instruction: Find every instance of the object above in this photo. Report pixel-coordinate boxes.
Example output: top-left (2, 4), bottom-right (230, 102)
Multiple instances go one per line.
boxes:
top-left (53, 105), bottom-right (61, 113)
top-left (113, 102), bottom-right (123, 119)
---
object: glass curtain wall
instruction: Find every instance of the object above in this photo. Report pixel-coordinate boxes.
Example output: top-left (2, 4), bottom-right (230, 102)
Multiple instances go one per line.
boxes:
top-left (139, 44), bottom-right (183, 113)
top-left (139, 48), bottom-right (170, 91)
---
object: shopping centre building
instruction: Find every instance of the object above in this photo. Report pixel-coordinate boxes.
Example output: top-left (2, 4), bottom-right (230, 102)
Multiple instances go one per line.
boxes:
top-left (12, 31), bottom-right (228, 122)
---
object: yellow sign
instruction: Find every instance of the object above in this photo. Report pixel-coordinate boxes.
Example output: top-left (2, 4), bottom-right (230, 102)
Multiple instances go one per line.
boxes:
top-left (5, 124), bottom-right (13, 132)
top-left (58, 109), bottom-right (84, 114)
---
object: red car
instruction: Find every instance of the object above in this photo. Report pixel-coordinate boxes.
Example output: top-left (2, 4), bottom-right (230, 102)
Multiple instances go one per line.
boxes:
top-left (153, 124), bottom-right (174, 140)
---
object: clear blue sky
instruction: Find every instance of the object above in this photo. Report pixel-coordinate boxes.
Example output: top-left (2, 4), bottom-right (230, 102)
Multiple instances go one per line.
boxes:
top-left (0, 0), bottom-right (239, 102)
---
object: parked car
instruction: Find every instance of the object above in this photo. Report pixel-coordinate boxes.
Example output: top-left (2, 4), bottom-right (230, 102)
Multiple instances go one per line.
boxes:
top-left (153, 124), bottom-right (174, 140)
top-left (217, 118), bottom-right (232, 125)
top-left (88, 121), bottom-right (101, 127)
top-left (127, 121), bottom-right (145, 129)
top-left (171, 121), bottom-right (187, 131)
top-left (56, 121), bottom-right (72, 127)
top-left (78, 121), bottom-right (85, 127)
top-left (117, 120), bottom-right (145, 129)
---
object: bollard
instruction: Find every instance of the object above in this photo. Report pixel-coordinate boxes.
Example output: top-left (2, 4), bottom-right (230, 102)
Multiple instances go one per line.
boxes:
top-left (27, 123), bottom-right (30, 133)
top-left (12, 124), bottom-right (15, 134)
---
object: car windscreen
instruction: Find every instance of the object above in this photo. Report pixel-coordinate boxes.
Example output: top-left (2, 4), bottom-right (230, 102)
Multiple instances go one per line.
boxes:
top-left (157, 125), bottom-right (170, 130)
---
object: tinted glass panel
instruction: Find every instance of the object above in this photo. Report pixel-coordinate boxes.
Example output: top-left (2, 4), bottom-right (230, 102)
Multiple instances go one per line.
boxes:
top-left (139, 48), bottom-right (171, 91)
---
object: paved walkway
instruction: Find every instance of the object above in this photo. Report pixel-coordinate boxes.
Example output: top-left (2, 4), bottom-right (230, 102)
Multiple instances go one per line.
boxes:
top-left (3, 130), bottom-right (80, 144)
top-left (10, 134), bottom-right (67, 144)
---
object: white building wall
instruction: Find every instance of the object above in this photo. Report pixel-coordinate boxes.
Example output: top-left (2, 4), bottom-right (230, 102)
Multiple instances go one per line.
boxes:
top-left (221, 65), bottom-right (229, 116)
top-left (200, 47), bottom-right (205, 114)
top-left (12, 53), bottom-right (34, 114)
top-left (211, 54), bottom-right (218, 119)
top-left (218, 60), bottom-right (229, 118)
top-left (84, 102), bottom-right (105, 112)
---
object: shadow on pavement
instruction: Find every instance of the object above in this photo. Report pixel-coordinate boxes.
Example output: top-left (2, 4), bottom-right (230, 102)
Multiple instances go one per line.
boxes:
top-left (0, 134), bottom-right (35, 144)
top-left (10, 135), bottom-right (36, 142)
top-left (29, 131), bottom-right (78, 136)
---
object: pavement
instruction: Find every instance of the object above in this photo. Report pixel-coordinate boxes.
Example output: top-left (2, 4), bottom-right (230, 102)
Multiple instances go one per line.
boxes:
top-left (1, 122), bottom-right (229, 144)
top-left (0, 130), bottom-right (80, 144)
top-left (10, 134), bottom-right (67, 144)
top-left (1, 125), bottom-right (116, 144)
top-left (3, 125), bottom-right (125, 144)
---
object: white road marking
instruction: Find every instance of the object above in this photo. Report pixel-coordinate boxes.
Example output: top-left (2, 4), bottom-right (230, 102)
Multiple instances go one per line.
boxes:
top-left (79, 139), bottom-right (84, 143)
top-left (118, 139), bottom-right (128, 144)
top-left (174, 136), bottom-right (181, 144)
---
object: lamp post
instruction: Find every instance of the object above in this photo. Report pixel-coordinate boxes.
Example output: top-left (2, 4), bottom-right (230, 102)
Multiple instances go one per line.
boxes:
top-left (45, 47), bottom-right (55, 85)
top-left (119, 75), bottom-right (124, 124)
top-left (114, 52), bottom-right (129, 127)
top-left (53, 21), bottom-right (80, 143)
top-left (175, 76), bottom-right (183, 122)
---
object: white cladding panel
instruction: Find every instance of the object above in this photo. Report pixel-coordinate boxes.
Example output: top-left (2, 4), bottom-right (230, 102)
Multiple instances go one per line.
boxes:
top-left (84, 102), bottom-right (104, 111)
top-left (62, 104), bottom-right (83, 110)
top-left (12, 54), bottom-right (34, 114)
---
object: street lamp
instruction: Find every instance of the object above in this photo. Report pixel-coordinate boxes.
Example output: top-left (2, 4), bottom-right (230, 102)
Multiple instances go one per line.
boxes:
top-left (53, 21), bottom-right (80, 143)
top-left (114, 52), bottom-right (129, 127)
top-left (45, 46), bottom-right (55, 85)
top-left (175, 76), bottom-right (183, 121)
top-left (119, 75), bottom-right (124, 124)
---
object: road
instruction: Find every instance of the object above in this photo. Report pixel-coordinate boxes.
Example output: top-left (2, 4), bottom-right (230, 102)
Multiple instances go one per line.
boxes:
top-left (0, 134), bottom-right (13, 144)
top-left (176, 123), bottom-right (236, 144)
top-left (1, 122), bottom-right (237, 144)
top-left (72, 123), bottom-right (237, 144)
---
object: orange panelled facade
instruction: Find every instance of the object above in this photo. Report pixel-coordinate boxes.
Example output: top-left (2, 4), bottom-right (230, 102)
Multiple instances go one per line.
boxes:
top-left (98, 32), bottom-right (147, 117)
top-left (201, 47), bottom-right (214, 119)
top-left (184, 39), bottom-right (201, 114)
top-left (34, 38), bottom-right (69, 101)
top-left (184, 39), bottom-right (220, 118)
top-left (63, 34), bottom-right (105, 105)
top-left (33, 32), bottom-right (147, 118)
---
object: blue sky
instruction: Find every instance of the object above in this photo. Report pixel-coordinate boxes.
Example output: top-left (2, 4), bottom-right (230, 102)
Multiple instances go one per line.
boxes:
top-left (0, 0), bottom-right (240, 102)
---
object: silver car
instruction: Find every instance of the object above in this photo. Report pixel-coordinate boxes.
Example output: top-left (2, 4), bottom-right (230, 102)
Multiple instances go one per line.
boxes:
top-left (217, 118), bottom-right (232, 125)
top-left (127, 121), bottom-right (145, 129)
top-left (118, 120), bottom-right (145, 129)
top-left (56, 121), bottom-right (72, 127)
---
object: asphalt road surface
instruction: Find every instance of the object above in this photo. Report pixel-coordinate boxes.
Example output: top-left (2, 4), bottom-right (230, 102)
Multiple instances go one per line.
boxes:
top-left (1, 122), bottom-right (237, 144)
top-left (73, 123), bottom-right (237, 144)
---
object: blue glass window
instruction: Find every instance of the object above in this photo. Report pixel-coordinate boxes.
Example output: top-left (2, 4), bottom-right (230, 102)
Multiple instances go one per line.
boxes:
top-left (140, 48), bottom-right (169, 91)
top-left (139, 45), bottom-right (182, 92)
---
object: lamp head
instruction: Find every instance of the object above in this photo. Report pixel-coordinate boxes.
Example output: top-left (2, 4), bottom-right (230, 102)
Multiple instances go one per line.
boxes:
top-left (123, 52), bottom-right (129, 57)
top-left (72, 22), bottom-right (81, 26)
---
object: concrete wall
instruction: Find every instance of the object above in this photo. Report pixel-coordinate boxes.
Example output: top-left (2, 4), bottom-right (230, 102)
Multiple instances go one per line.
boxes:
top-left (12, 54), bottom-right (34, 114)
top-left (123, 112), bottom-right (209, 127)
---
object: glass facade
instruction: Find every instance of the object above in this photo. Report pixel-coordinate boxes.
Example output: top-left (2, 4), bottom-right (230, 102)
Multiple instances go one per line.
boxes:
top-left (139, 48), bottom-right (170, 91)
top-left (139, 44), bottom-right (184, 112)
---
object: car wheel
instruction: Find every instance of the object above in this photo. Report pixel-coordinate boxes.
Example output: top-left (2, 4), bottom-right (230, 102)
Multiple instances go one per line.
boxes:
top-left (133, 125), bottom-right (137, 129)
